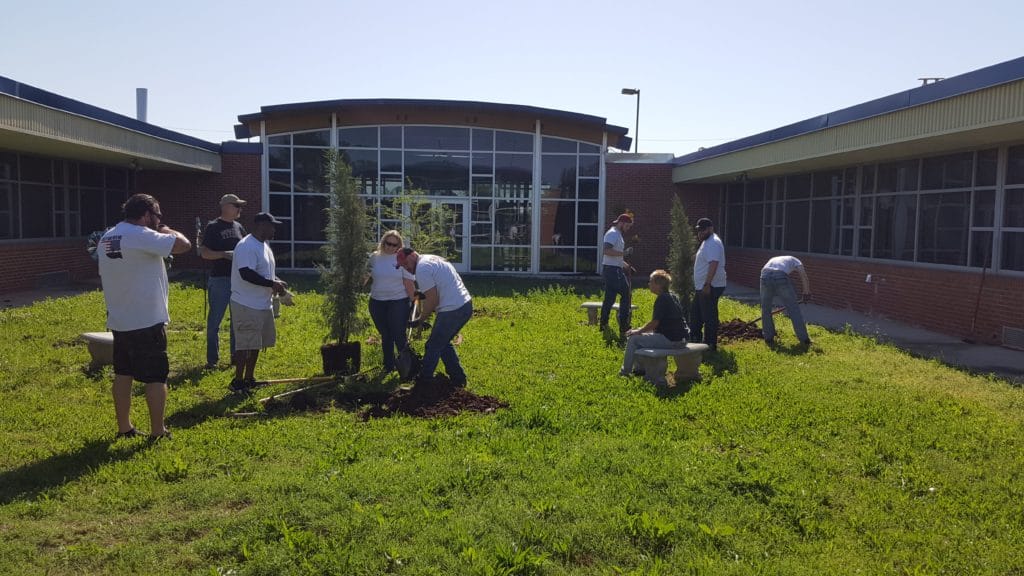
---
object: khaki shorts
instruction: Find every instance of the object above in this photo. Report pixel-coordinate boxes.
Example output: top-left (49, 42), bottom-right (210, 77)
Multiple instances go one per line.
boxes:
top-left (231, 301), bottom-right (276, 350)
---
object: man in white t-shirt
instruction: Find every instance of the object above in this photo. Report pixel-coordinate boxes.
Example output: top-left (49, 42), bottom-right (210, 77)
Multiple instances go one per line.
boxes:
top-left (397, 248), bottom-right (473, 388)
top-left (760, 255), bottom-right (812, 347)
top-left (98, 193), bottom-right (192, 440)
top-left (691, 218), bottom-right (727, 351)
top-left (229, 212), bottom-right (288, 392)
top-left (599, 213), bottom-right (635, 336)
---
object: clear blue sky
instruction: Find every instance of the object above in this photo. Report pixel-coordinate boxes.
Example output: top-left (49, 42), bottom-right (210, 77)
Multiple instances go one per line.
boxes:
top-left (3, 0), bottom-right (1022, 155)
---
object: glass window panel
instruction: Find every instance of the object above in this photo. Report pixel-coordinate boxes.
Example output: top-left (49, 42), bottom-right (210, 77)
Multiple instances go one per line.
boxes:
top-left (540, 248), bottom-right (575, 272)
top-left (471, 223), bottom-right (492, 245)
top-left (542, 137), bottom-right (576, 153)
top-left (727, 183), bottom-right (744, 204)
top-left (269, 193), bottom-right (291, 217)
top-left (472, 129), bottom-right (494, 151)
top-left (541, 155), bottom-right (576, 199)
top-left (404, 152), bottom-right (470, 196)
top-left (873, 195), bottom-right (916, 261)
top-left (472, 199), bottom-right (492, 222)
top-left (917, 191), bottom-right (969, 265)
top-left (273, 218), bottom-right (293, 241)
top-left (578, 201), bottom-right (598, 224)
top-left (861, 165), bottom-right (875, 194)
top-left (472, 153), bottom-right (493, 175)
top-left (378, 150), bottom-right (401, 173)
top-left (541, 201), bottom-right (576, 245)
top-left (21, 184), bottom-right (53, 237)
top-left (840, 229), bottom-right (854, 256)
top-left (20, 156), bottom-right (52, 183)
top-left (843, 168), bottom-right (858, 195)
top-left (293, 195), bottom-right (329, 241)
top-left (725, 205), bottom-right (743, 247)
top-left (494, 154), bottom-right (532, 199)
top-left (340, 149), bottom-right (379, 180)
top-left (338, 127), bottom-right (377, 148)
top-left (812, 171), bottom-right (842, 198)
top-left (1001, 232), bottom-right (1024, 271)
top-left (877, 159), bottom-right (919, 193)
top-left (293, 242), bottom-right (327, 268)
top-left (841, 197), bottom-right (855, 226)
top-left (578, 155), bottom-right (599, 178)
top-left (577, 225), bottom-right (597, 247)
top-left (579, 142), bottom-right (600, 154)
top-left (0, 151), bottom-right (18, 180)
top-left (53, 162), bottom-right (67, 185)
top-left (578, 179), bottom-right (598, 200)
top-left (494, 246), bottom-right (530, 271)
top-left (404, 126), bottom-right (470, 150)
top-left (106, 168), bottom-right (127, 190)
top-left (471, 247), bottom-right (492, 271)
top-left (54, 188), bottom-right (65, 211)
top-left (293, 130), bottom-right (330, 147)
top-left (1006, 145), bottom-right (1024, 185)
top-left (380, 126), bottom-right (402, 148)
top-left (79, 189), bottom-right (105, 233)
top-left (746, 180), bottom-right (765, 202)
top-left (858, 228), bottom-right (872, 257)
top-left (269, 170), bottom-right (291, 192)
top-left (269, 242), bottom-right (292, 267)
top-left (786, 174), bottom-right (811, 199)
top-left (292, 148), bottom-right (328, 193)
top-left (472, 177), bottom-right (493, 198)
top-left (495, 131), bottom-right (534, 152)
top-left (783, 201), bottom-right (809, 252)
top-left (1004, 189), bottom-right (1024, 228)
top-left (268, 147), bottom-right (290, 169)
top-left (922, 152), bottom-right (972, 190)
top-left (975, 149), bottom-right (998, 187)
top-left (810, 199), bottom-right (841, 254)
top-left (971, 231), bottom-right (993, 267)
top-left (268, 134), bottom-right (291, 146)
top-left (860, 196), bottom-right (873, 228)
top-left (973, 189), bottom-right (995, 227)
top-left (743, 203), bottom-right (764, 249)
top-left (494, 201), bottom-right (530, 245)
top-left (105, 190), bottom-right (127, 226)
top-left (576, 249), bottom-right (597, 274)
top-left (381, 174), bottom-right (403, 195)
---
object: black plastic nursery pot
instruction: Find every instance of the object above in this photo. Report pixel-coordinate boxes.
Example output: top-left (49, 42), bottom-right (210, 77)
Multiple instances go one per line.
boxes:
top-left (320, 341), bottom-right (361, 375)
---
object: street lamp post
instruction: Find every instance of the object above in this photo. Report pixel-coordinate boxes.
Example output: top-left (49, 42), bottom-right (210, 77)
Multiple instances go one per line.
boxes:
top-left (621, 88), bottom-right (640, 153)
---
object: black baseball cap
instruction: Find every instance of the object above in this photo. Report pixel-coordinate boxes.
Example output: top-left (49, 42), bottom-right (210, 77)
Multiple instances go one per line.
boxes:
top-left (695, 218), bottom-right (713, 230)
top-left (254, 212), bottom-right (283, 224)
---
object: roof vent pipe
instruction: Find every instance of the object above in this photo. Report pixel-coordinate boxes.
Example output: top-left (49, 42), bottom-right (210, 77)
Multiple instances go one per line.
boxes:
top-left (136, 88), bottom-right (148, 122)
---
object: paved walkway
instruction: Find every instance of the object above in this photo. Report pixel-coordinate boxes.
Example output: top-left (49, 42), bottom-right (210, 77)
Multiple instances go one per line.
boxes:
top-left (725, 284), bottom-right (1024, 384)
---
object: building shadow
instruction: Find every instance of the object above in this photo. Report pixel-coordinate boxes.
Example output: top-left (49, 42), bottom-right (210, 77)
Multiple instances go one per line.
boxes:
top-left (0, 439), bottom-right (145, 505)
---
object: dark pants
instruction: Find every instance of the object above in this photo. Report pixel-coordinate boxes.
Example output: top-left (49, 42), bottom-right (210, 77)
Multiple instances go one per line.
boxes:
top-left (368, 297), bottom-right (411, 372)
top-left (600, 265), bottom-right (632, 332)
top-left (690, 286), bottom-right (725, 350)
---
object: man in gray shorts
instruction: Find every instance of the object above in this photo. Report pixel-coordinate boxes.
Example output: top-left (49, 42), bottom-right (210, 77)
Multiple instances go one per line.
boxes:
top-left (229, 212), bottom-right (287, 392)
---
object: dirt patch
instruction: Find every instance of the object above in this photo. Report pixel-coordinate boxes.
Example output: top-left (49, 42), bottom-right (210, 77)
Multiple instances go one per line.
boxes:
top-left (360, 375), bottom-right (507, 420)
top-left (718, 319), bottom-right (764, 342)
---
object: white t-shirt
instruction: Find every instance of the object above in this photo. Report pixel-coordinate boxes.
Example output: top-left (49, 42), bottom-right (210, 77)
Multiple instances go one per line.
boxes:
top-left (693, 233), bottom-right (727, 288)
top-left (97, 221), bottom-right (176, 332)
top-left (415, 254), bottom-right (471, 312)
top-left (601, 226), bottom-right (625, 267)
top-left (762, 255), bottom-right (803, 274)
top-left (369, 252), bottom-right (410, 301)
top-left (231, 235), bottom-right (276, 310)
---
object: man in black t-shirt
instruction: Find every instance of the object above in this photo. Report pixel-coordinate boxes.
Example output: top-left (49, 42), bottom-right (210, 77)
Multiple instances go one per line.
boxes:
top-left (201, 193), bottom-right (247, 369)
top-left (620, 269), bottom-right (689, 376)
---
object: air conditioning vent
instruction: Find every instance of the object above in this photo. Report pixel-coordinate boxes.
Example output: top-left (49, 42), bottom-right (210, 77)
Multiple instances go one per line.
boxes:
top-left (1003, 326), bottom-right (1024, 351)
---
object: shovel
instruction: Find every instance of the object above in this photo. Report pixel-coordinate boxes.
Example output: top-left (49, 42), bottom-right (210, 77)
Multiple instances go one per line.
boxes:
top-left (396, 297), bottom-right (422, 382)
top-left (745, 306), bottom-right (786, 326)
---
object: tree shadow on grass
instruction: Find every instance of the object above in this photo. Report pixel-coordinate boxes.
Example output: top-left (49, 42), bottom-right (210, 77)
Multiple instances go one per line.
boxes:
top-left (703, 348), bottom-right (738, 376)
top-left (0, 440), bottom-right (146, 505)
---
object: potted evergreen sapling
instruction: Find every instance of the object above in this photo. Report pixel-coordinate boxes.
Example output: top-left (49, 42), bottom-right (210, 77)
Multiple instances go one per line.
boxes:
top-left (319, 151), bottom-right (372, 375)
top-left (666, 194), bottom-right (697, 318)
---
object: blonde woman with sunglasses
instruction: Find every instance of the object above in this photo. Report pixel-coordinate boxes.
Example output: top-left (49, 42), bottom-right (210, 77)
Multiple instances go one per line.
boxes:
top-left (367, 230), bottom-right (416, 372)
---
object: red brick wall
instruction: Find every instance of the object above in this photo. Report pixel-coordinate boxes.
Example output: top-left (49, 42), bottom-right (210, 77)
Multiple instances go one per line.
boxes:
top-left (605, 162), bottom-right (721, 275)
top-left (727, 248), bottom-right (1024, 345)
top-left (0, 239), bottom-right (97, 293)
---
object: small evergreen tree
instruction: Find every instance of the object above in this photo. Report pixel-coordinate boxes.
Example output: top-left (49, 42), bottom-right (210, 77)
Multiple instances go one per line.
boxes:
top-left (377, 185), bottom-right (455, 258)
top-left (667, 194), bottom-right (697, 316)
top-left (320, 150), bottom-right (372, 343)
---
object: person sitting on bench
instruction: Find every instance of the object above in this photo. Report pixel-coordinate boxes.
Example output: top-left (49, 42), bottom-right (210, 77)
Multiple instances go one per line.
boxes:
top-left (620, 269), bottom-right (688, 377)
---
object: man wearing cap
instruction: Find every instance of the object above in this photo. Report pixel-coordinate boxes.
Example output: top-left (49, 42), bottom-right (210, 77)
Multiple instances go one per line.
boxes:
top-left (229, 212), bottom-right (287, 392)
top-left (201, 194), bottom-right (247, 369)
top-left (692, 217), bottom-right (727, 351)
top-left (600, 213), bottom-right (635, 336)
top-left (397, 248), bottom-right (473, 388)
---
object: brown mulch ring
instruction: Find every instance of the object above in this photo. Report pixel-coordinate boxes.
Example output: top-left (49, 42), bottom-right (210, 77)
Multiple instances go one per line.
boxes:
top-left (718, 319), bottom-right (764, 342)
top-left (359, 375), bottom-right (507, 421)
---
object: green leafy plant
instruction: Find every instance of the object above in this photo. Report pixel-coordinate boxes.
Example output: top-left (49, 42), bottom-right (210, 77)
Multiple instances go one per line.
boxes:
top-left (376, 184), bottom-right (455, 257)
top-left (666, 195), bottom-right (697, 316)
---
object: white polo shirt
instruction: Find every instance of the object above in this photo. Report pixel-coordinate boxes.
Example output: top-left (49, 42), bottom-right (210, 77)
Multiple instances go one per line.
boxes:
top-left (693, 233), bottom-right (727, 288)
top-left (415, 254), bottom-right (471, 312)
top-left (231, 234), bottom-right (276, 310)
top-left (97, 221), bottom-right (176, 332)
top-left (601, 226), bottom-right (625, 267)
top-left (369, 252), bottom-right (410, 301)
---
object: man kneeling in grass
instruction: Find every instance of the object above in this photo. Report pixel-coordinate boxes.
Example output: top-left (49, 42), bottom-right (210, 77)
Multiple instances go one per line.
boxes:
top-left (620, 269), bottom-right (688, 377)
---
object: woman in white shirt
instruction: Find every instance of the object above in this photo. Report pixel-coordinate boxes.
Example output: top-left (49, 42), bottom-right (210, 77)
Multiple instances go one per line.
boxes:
top-left (367, 230), bottom-right (416, 372)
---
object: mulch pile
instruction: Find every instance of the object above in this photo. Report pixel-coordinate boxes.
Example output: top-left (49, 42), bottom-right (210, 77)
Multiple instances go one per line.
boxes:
top-left (718, 319), bottom-right (764, 342)
top-left (359, 375), bottom-right (507, 421)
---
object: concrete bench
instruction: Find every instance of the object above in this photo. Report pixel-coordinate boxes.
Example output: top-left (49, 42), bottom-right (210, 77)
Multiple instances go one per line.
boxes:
top-left (80, 331), bottom-right (114, 370)
top-left (634, 343), bottom-right (710, 386)
top-left (580, 301), bottom-right (639, 325)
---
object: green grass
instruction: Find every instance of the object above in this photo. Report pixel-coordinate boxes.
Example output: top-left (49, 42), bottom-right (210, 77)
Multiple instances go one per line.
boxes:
top-left (2, 277), bottom-right (1023, 575)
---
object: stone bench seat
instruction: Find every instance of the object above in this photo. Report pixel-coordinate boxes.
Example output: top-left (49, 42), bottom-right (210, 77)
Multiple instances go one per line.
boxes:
top-left (579, 301), bottom-right (638, 325)
top-left (80, 331), bottom-right (114, 370)
top-left (634, 343), bottom-right (710, 386)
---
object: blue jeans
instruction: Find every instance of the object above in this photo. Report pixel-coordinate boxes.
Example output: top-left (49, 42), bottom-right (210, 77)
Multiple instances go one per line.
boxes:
top-left (206, 275), bottom-right (234, 366)
top-left (369, 297), bottom-right (411, 371)
top-left (600, 265), bottom-right (632, 332)
top-left (690, 286), bottom-right (725, 350)
top-left (419, 300), bottom-right (473, 382)
top-left (760, 271), bottom-right (809, 343)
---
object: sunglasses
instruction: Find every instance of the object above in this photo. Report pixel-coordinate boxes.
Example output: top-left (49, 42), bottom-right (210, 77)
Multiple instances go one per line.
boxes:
top-left (384, 241), bottom-right (401, 248)
top-left (149, 209), bottom-right (163, 220)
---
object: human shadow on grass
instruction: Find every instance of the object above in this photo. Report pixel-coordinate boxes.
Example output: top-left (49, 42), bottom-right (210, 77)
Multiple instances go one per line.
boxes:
top-left (0, 439), bottom-right (146, 505)
top-left (769, 341), bottom-right (818, 357)
top-left (703, 347), bottom-right (738, 376)
top-left (255, 371), bottom-right (398, 419)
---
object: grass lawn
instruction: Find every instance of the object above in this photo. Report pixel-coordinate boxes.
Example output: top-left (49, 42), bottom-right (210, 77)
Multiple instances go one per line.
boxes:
top-left (1, 276), bottom-right (1023, 575)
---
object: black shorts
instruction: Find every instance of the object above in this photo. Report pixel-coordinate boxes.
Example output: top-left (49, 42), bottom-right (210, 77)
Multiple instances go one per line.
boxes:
top-left (112, 323), bottom-right (169, 384)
